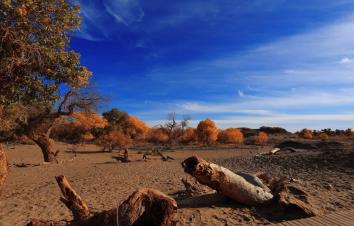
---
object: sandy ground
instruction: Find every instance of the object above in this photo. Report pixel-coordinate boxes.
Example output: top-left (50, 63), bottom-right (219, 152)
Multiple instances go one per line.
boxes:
top-left (0, 141), bottom-right (353, 225)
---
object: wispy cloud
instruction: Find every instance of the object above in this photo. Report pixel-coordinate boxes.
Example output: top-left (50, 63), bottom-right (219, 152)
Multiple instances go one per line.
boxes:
top-left (103, 0), bottom-right (144, 26)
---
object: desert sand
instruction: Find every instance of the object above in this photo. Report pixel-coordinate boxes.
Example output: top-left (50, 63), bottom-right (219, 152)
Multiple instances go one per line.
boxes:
top-left (0, 140), bottom-right (353, 225)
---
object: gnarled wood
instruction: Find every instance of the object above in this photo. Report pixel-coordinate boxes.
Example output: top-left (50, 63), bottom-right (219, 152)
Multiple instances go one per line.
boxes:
top-left (55, 175), bottom-right (90, 220)
top-left (0, 145), bottom-right (8, 192)
top-left (118, 188), bottom-right (177, 226)
top-left (181, 156), bottom-right (273, 205)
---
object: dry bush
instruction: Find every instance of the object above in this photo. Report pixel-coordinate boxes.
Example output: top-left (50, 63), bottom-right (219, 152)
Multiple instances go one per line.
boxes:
top-left (196, 119), bottom-right (218, 145)
top-left (256, 131), bottom-right (268, 147)
top-left (218, 128), bottom-right (244, 144)
top-left (179, 128), bottom-right (197, 144)
top-left (97, 131), bottom-right (132, 152)
top-left (318, 133), bottom-right (329, 141)
top-left (127, 116), bottom-right (149, 140)
top-left (300, 129), bottom-right (313, 139)
top-left (146, 128), bottom-right (169, 144)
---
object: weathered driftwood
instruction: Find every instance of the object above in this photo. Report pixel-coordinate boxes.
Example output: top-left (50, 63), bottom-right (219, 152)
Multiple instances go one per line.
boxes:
top-left (0, 145), bottom-right (8, 192)
top-left (118, 188), bottom-right (177, 226)
top-left (181, 156), bottom-right (273, 205)
top-left (28, 176), bottom-right (177, 226)
top-left (55, 175), bottom-right (90, 220)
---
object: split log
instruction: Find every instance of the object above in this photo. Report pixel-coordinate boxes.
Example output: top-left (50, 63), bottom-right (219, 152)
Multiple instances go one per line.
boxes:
top-left (118, 188), bottom-right (177, 226)
top-left (0, 145), bottom-right (8, 192)
top-left (181, 156), bottom-right (273, 205)
top-left (55, 175), bottom-right (90, 220)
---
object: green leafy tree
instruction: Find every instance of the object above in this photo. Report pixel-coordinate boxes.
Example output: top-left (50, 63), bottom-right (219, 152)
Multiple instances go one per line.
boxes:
top-left (0, 0), bottom-right (93, 162)
top-left (102, 108), bottom-right (130, 133)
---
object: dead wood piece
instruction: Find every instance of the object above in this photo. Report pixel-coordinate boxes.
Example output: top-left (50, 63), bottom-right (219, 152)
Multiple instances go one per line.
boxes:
top-left (256, 173), bottom-right (317, 219)
top-left (118, 188), bottom-right (177, 226)
top-left (181, 178), bottom-right (213, 197)
top-left (0, 145), bottom-right (8, 192)
top-left (181, 156), bottom-right (273, 205)
top-left (158, 151), bottom-right (174, 161)
top-left (112, 149), bottom-right (130, 162)
top-left (55, 175), bottom-right (90, 221)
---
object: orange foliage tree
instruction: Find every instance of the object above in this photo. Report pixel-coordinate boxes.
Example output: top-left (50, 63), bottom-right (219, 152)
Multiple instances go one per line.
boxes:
top-left (300, 129), bottom-right (313, 139)
top-left (196, 119), bottom-right (218, 145)
top-left (218, 128), bottom-right (244, 144)
top-left (97, 131), bottom-right (132, 152)
top-left (256, 131), bottom-right (268, 147)
top-left (179, 128), bottom-right (197, 144)
top-left (146, 128), bottom-right (169, 144)
top-left (127, 116), bottom-right (149, 140)
top-left (72, 110), bottom-right (108, 142)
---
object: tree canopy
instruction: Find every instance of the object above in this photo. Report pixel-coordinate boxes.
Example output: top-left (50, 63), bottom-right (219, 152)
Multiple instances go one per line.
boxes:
top-left (0, 0), bottom-right (91, 106)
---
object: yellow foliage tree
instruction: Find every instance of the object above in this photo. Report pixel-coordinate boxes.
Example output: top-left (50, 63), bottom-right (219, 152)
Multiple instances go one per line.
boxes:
top-left (146, 128), bottom-right (169, 144)
top-left (256, 131), bottom-right (268, 147)
top-left (218, 128), bottom-right (244, 144)
top-left (196, 119), bottom-right (218, 145)
top-left (127, 116), bottom-right (149, 140)
top-left (179, 128), bottom-right (197, 144)
top-left (97, 131), bottom-right (132, 152)
top-left (73, 111), bottom-right (108, 131)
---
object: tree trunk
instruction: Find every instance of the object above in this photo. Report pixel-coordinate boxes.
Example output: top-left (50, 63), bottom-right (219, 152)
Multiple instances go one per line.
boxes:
top-left (0, 144), bottom-right (8, 192)
top-left (32, 135), bottom-right (58, 163)
top-left (181, 156), bottom-right (274, 205)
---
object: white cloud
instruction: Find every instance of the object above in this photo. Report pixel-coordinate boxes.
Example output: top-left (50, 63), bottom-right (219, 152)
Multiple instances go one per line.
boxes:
top-left (340, 57), bottom-right (352, 64)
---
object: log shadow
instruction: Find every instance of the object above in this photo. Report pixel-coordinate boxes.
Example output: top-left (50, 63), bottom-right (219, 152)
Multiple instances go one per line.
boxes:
top-left (175, 193), bottom-right (246, 209)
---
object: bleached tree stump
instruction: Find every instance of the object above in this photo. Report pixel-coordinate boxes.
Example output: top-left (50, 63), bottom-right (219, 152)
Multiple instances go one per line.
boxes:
top-left (181, 156), bottom-right (274, 205)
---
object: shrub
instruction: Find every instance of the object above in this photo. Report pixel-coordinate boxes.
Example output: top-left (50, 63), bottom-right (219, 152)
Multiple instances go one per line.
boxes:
top-left (196, 119), bottom-right (218, 145)
top-left (218, 128), bottom-right (244, 144)
top-left (179, 128), bottom-right (197, 144)
top-left (256, 132), bottom-right (268, 146)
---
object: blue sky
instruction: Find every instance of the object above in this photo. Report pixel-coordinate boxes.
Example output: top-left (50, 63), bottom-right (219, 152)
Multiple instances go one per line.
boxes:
top-left (71, 0), bottom-right (354, 131)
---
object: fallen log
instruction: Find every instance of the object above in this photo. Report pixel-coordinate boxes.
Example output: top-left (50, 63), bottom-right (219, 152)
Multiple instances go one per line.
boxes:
top-left (181, 156), bottom-right (273, 205)
top-left (0, 145), bottom-right (8, 193)
top-left (28, 176), bottom-right (177, 226)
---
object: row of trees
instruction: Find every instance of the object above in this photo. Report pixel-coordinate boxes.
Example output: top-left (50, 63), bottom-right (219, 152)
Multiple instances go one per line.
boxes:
top-left (50, 114), bottom-right (269, 147)
top-left (298, 128), bottom-right (354, 140)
